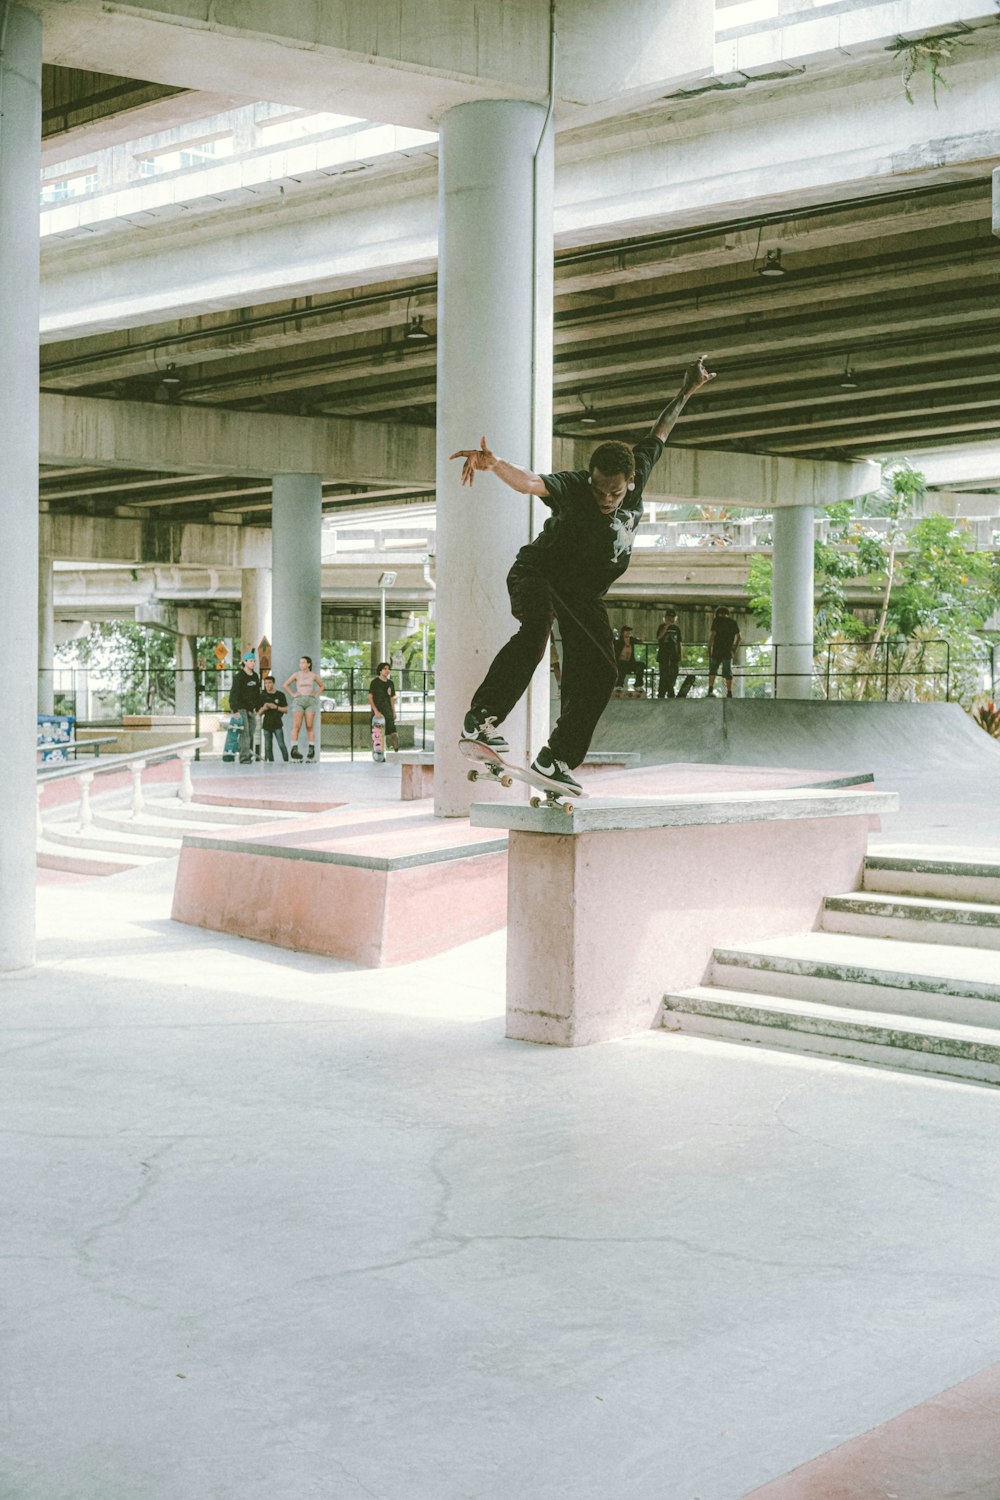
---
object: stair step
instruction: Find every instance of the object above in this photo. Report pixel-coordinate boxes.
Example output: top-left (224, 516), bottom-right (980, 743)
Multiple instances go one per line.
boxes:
top-left (711, 932), bottom-right (1000, 1030)
top-left (36, 838), bottom-right (159, 876)
top-left (864, 849), bottom-right (1000, 904)
top-left (40, 825), bottom-right (184, 859)
top-left (144, 797), bottom-right (301, 826)
top-left (823, 891), bottom-right (1000, 949)
top-left (662, 986), bottom-right (1000, 1088)
top-left (91, 810), bottom-right (220, 839)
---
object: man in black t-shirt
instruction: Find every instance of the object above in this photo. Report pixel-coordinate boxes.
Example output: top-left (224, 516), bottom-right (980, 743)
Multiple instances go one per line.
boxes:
top-left (228, 653), bottom-right (262, 764)
top-left (707, 607), bottom-right (741, 698)
top-left (368, 662), bottom-right (398, 751)
top-left (257, 675), bottom-right (289, 761)
top-left (451, 357), bottom-right (716, 791)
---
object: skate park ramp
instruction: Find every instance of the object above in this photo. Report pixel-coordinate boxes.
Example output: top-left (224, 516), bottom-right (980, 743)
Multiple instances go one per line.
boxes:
top-left (590, 699), bottom-right (1000, 777)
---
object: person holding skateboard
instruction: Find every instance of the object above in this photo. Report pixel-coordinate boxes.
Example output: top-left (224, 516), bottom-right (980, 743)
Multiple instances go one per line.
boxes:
top-left (228, 652), bottom-right (262, 765)
top-left (282, 655), bottom-right (324, 762)
top-left (368, 661), bottom-right (398, 757)
top-left (450, 356), bottom-right (716, 791)
top-left (656, 610), bottom-right (683, 699)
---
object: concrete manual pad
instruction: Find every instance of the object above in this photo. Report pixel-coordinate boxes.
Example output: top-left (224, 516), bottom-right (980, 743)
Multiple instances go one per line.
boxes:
top-left (5, 861), bottom-right (1000, 1500)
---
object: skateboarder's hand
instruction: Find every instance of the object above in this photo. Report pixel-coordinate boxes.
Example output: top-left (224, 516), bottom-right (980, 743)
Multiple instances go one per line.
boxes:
top-left (683, 355), bottom-right (716, 394)
top-left (449, 436), bottom-right (497, 487)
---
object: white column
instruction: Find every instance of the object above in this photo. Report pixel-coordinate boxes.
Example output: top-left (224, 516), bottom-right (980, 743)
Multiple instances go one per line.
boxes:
top-left (434, 99), bottom-right (554, 817)
top-left (38, 555), bottom-right (54, 714)
top-left (1, 7), bottom-right (42, 972)
top-left (240, 566), bottom-right (272, 660)
top-left (772, 506), bottom-right (815, 700)
top-left (174, 633), bottom-right (197, 719)
top-left (271, 475), bottom-right (322, 689)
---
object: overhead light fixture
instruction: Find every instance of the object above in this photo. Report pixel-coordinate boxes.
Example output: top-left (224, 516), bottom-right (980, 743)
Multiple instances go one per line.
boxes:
top-left (758, 249), bottom-right (786, 279)
top-left (839, 358), bottom-right (859, 390)
top-left (576, 394), bottom-right (599, 426)
top-left (403, 315), bottom-right (432, 345)
top-left (160, 362), bottom-right (183, 386)
top-left (377, 571), bottom-right (397, 589)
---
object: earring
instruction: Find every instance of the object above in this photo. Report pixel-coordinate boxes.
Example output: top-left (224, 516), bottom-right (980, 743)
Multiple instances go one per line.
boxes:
top-left (626, 482), bottom-right (635, 491)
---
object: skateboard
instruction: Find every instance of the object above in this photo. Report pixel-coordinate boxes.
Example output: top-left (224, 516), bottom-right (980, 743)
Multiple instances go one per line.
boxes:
top-left (677, 673), bottom-right (697, 699)
top-left (372, 715), bottom-right (386, 763)
top-left (222, 714), bottom-right (241, 762)
top-left (459, 739), bottom-right (587, 814)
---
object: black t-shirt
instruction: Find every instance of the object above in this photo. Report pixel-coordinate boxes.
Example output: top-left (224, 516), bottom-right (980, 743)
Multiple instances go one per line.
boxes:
top-left (369, 676), bottom-right (396, 717)
top-left (259, 689), bottom-right (287, 731)
top-left (711, 616), bottom-right (739, 656)
top-left (519, 434), bottom-right (665, 598)
top-left (658, 625), bottom-right (682, 664)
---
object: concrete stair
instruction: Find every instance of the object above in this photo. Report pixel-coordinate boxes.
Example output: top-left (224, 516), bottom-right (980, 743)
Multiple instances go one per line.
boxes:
top-left (37, 792), bottom-right (303, 877)
top-left (663, 849), bottom-right (1000, 1087)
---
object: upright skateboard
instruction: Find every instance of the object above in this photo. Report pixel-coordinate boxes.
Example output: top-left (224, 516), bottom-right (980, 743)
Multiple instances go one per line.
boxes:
top-left (222, 713), bottom-right (242, 762)
top-left (371, 715), bottom-right (386, 763)
top-left (677, 673), bottom-right (697, 699)
top-left (459, 739), bottom-right (587, 814)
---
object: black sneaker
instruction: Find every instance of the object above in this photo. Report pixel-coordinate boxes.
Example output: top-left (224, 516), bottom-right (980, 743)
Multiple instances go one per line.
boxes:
top-left (291, 746), bottom-right (302, 761)
top-left (530, 746), bottom-right (582, 795)
top-left (461, 708), bottom-right (509, 753)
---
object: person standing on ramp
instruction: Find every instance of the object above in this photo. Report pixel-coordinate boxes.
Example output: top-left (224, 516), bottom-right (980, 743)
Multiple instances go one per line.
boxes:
top-left (450, 356), bottom-right (716, 792)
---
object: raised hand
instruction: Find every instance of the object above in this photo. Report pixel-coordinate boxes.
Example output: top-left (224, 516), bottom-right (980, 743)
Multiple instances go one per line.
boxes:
top-left (683, 355), bottom-right (717, 393)
top-left (449, 435), bottom-right (497, 487)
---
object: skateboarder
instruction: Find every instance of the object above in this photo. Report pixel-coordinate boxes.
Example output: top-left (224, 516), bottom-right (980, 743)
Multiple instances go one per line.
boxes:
top-left (451, 356), bottom-right (716, 791)
top-left (656, 610), bottom-right (683, 699)
top-left (368, 662), bottom-right (399, 753)
top-left (706, 607), bottom-right (741, 698)
top-left (228, 652), bottom-right (262, 764)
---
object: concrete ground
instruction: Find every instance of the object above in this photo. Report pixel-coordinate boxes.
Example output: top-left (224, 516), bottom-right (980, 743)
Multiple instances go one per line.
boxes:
top-left (6, 749), bottom-right (1000, 1499)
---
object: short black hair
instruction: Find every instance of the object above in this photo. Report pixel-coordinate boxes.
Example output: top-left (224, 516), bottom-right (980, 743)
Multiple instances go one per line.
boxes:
top-left (664, 609), bottom-right (677, 619)
top-left (376, 661), bottom-right (390, 673)
top-left (588, 441), bottom-right (635, 480)
top-left (264, 675), bottom-right (275, 683)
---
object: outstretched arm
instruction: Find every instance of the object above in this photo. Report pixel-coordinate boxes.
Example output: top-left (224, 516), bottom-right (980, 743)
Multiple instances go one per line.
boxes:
top-left (449, 436), bottom-right (550, 496)
top-left (650, 355), bottom-right (716, 443)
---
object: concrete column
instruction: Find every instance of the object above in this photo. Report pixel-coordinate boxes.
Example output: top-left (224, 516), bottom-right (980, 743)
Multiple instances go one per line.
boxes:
top-left (240, 566), bottom-right (272, 659)
top-left (174, 634), bottom-right (198, 718)
top-left (1, 7), bottom-right (42, 972)
top-left (38, 556), bottom-right (54, 714)
top-left (772, 506), bottom-right (815, 700)
top-left (271, 475), bottom-right (322, 690)
top-left (434, 99), bottom-right (554, 816)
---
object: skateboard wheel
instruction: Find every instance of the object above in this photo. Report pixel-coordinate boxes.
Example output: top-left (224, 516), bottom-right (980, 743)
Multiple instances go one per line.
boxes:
top-left (500, 775), bottom-right (513, 788)
top-left (561, 802), bottom-right (573, 815)
top-left (466, 769), bottom-right (478, 782)
top-left (530, 796), bottom-right (541, 809)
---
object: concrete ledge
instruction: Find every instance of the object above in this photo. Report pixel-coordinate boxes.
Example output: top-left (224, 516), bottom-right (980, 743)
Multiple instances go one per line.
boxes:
top-left (482, 787), bottom-right (898, 1048)
top-left (171, 818), bottom-right (509, 965)
top-left (471, 787), bottom-right (897, 835)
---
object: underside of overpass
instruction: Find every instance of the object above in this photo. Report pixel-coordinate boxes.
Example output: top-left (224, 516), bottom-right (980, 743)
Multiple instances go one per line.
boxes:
top-left (32, 1), bottom-right (1000, 530)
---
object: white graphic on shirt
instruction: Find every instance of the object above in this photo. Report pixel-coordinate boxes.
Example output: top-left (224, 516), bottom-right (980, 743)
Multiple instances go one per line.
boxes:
top-left (609, 509), bottom-right (639, 562)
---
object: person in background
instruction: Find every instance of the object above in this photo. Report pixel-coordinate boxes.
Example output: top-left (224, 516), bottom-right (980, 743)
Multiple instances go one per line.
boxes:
top-left (656, 609), bottom-right (683, 699)
top-left (368, 661), bottom-right (399, 751)
top-left (257, 675), bottom-right (289, 762)
top-left (228, 652), bottom-right (262, 765)
top-left (615, 625), bottom-right (644, 692)
top-left (707, 607), bottom-right (741, 698)
top-left (283, 655), bottom-right (325, 761)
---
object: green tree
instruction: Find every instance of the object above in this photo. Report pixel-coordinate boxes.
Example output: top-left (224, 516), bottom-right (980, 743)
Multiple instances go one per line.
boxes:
top-left (56, 621), bottom-right (179, 714)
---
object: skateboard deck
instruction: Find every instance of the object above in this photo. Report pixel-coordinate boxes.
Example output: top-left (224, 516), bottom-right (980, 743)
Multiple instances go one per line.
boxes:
top-left (372, 716), bottom-right (386, 763)
top-left (677, 673), bottom-right (697, 699)
top-left (459, 739), bottom-right (587, 813)
top-left (222, 717), bottom-right (241, 762)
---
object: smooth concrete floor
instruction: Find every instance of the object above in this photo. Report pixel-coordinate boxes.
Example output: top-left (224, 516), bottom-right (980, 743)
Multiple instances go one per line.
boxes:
top-left (6, 759), bottom-right (1000, 1499)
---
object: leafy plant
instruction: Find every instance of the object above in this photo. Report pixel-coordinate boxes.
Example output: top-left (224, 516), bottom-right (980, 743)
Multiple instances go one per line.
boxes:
top-left (889, 31), bottom-right (970, 107)
top-left (972, 699), bottom-right (1000, 739)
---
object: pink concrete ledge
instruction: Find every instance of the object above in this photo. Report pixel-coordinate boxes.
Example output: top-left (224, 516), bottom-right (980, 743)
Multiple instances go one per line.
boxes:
top-left (470, 787), bottom-right (898, 1047)
top-left (171, 810), bottom-right (509, 966)
top-left (744, 1359), bottom-right (1000, 1499)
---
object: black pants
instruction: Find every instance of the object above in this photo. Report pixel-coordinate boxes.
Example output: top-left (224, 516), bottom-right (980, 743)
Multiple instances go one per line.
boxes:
top-left (657, 662), bottom-right (679, 699)
top-left (471, 562), bottom-right (617, 769)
